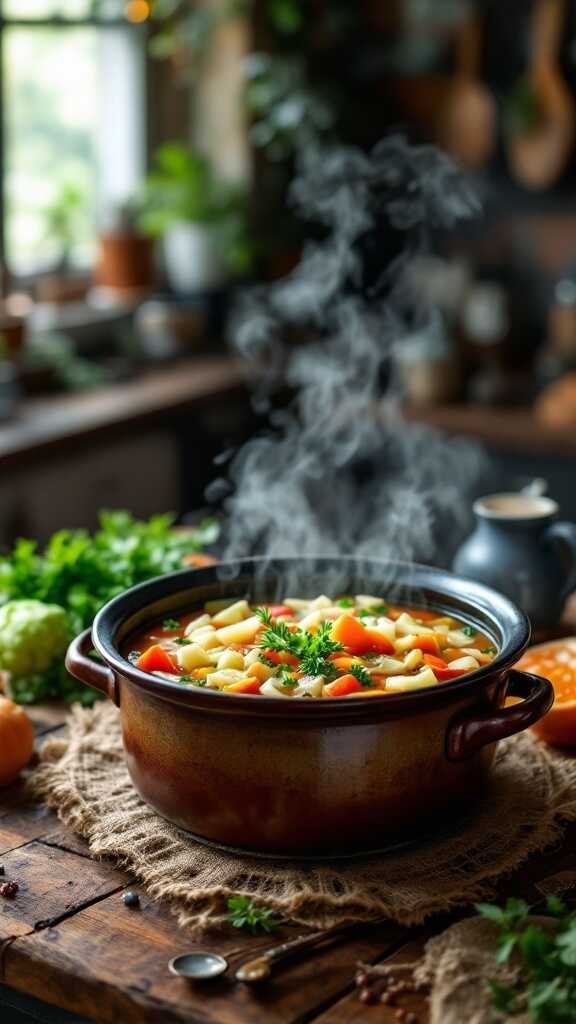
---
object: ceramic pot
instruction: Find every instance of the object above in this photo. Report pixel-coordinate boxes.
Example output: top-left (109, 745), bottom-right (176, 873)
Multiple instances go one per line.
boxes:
top-left (65, 557), bottom-right (551, 857)
top-left (163, 222), bottom-right (226, 294)
top-left (453, 493), bottom-right (576, 628)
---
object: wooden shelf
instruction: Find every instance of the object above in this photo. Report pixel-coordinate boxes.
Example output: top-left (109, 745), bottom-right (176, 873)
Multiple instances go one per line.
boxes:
top-left (404, 404), bottom-right (576, 458)
top-left (0, 357), bottom-right (247, 470)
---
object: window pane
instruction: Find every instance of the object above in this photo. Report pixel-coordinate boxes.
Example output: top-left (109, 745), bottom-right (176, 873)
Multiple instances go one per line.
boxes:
top-left (5, 27), bottom-right (99, 273)
top-left (3, 1), bottom-right (125, 18)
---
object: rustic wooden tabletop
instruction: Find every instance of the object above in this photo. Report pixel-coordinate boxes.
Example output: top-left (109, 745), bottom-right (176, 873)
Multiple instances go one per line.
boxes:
top-left (1, 700), bottom-right (576, 1024)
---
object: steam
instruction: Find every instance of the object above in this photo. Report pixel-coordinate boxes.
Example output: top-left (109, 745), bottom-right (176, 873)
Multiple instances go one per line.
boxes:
top-left (213, 136), bottom-right (487, 591)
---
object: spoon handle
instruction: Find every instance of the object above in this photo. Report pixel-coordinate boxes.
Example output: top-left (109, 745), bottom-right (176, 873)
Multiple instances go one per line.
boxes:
top-left (235, 922), bottom-right (362, 983)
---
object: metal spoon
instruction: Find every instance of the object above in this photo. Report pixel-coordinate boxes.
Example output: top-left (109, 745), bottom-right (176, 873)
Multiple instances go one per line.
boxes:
top-left (168, 952), bottom-right (228, 981)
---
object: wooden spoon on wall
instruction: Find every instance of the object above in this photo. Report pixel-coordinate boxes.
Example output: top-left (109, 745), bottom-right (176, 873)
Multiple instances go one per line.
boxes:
top-left (508, 0), bottom-right (574, 190)
top-left (438, 8), bottom-right (495, 169)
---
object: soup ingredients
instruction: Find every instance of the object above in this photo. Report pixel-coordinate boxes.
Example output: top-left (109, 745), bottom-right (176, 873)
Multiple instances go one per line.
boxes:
top-left (128, 594), bottom-right (496, 699)
top-left (0, 511), bottom-right (218, 704)
top-left (519, 640), bottom-right (576, 748)
top-left (227, 895), bottom-right (278, 935)
top-left (0, 600), bottom-right (69, 677)
top-left (476, 895), bottom-right (576, 1021)
top-left (0, 696), bottom-right (34, 786)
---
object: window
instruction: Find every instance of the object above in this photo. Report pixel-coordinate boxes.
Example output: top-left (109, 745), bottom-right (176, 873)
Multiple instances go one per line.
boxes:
top-left (1, 1), bottom-right (146, 275)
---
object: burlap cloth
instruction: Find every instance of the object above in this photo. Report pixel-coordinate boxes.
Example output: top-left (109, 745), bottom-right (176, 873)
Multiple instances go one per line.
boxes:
top-left (30, 703), bottom-right (576, 935)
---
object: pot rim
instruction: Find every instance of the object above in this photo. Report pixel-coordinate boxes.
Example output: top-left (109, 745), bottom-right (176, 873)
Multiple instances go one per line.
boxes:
top-left (90, 557), bottom-right (530, 718)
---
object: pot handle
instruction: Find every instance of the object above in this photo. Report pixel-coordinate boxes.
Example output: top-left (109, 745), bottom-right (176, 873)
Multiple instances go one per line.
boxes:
top-left (446, 669), bottom-right (553, 762)
top-left (65, 628), bottom-right (120, 706)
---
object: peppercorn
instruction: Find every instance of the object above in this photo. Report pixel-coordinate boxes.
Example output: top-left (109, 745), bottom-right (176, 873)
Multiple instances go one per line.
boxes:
top-left (0, 880), bottom-right (18, 898)
top-left (380, 990), bottom-right (396, 1005)
top-left (358, 987), bottom-right (379, 1005)
top-left (122, 890), bottom-right (140, 908)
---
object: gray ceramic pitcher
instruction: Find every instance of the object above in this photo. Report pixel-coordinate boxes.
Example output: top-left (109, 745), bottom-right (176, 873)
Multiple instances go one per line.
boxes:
top-left (453, 493), bottom-right (576, 628)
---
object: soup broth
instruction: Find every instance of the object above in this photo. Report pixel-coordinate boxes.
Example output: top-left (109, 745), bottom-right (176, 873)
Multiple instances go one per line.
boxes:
top-left (125, 594), bottom-right (497, 698)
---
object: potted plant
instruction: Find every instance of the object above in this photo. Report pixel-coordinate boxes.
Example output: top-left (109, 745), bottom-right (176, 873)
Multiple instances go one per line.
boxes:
top-left (95, 200), bottom-right (156, 301)
top-left (139, 143), bottom-right (251, 294)
top-left (35, 181), bottom-right (89, 305)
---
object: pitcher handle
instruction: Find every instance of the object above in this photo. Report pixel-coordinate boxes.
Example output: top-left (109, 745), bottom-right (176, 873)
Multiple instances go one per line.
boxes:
top-left (546, 520), bottom-right (576, 601)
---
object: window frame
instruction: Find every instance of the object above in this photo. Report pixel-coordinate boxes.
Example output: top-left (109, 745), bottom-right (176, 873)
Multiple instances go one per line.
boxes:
top-left (0, 1), bottom-right (146, 280)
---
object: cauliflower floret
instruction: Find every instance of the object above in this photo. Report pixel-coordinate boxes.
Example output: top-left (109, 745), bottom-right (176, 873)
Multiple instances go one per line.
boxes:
top-left (0, 600), bottom-right (69, 677)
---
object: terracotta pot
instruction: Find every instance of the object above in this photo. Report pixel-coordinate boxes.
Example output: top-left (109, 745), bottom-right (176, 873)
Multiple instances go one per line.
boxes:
top-left (66, 558), bottom-right (552, 857)
top-left (95, 232), bottom-right (155, 292)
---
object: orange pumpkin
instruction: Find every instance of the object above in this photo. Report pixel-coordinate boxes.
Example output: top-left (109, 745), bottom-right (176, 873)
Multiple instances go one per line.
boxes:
top-left (0, 697), bottom-right (34, 786)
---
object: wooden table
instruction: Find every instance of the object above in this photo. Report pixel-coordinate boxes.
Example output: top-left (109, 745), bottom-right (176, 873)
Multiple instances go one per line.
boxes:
top-left (1, 704), bottom-right (575, 1023)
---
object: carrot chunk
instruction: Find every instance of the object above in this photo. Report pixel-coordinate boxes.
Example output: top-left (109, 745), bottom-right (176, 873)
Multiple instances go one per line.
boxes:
top-left (423, 653), bottom-right (466, 681)
top-left (261, 648), bottom-right (300, 668)
top-left (266, 605), bottom-right (294, 618)
top-left (331, 615), bottom-right (394, 656)
top-left (136, 645), bottom-right (176, 674)
top-left (324, 674), bottom-right (365, 697)
top-left (413, 634), bottom-right (441, 656)
top-left (224, 678), bottom-right (262, 694)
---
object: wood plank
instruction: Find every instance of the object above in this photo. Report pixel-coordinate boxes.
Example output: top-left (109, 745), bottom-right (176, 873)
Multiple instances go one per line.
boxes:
top-left (403, 403), bottom-right (576, 457)
top-left (4, 887), bottom-right (408, 1024)
top-left (0, 357), bottom-right (246, 470)
top-left (0, 841), bottom-right (128, 940)
top-left (27, 704), bottom-right (69, 737)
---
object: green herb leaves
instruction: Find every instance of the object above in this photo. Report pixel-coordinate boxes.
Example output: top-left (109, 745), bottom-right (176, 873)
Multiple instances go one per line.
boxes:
top-left (227, 896), bottom-right (278, 935)
top-left (256, 608), bottom-right (343, 679)
top-left (162, 618), bottom-right (180, 630)
top-left (462, 625), bottom-right (477, 638)
top-left (477, 896), bottom-right (576, 1021)
top-left (349, 663), bottom-right (372, 686)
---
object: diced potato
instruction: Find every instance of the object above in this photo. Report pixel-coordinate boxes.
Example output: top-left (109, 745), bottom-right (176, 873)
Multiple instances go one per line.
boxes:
top-left (355, 594), bottom-right (385, 608)
top-left (298, 675), bottom-right (325, 697)
top-left (217, 650), bottom-right (245, 671)
top-left (192, 627), bottom-right (221, 651)
top-left (206, 647), bottom-right (226, 664)
top-left (260, 678), bottom-right (292, 697)
top-left (215, 616), bottom-right (262, 646)
top-left (205, 598), bottom-right (238, 615)
top-left (447, 655), bottom-right (479, 671)
top-left (244, 648), bottom-right (262, 667)
top-left (430, 616), bottom-right (455, 628)
top-left (283, 598), bottom-right (312, 611)
top-left (184, 614), bottom-right (211, 636)
top-left (211, 599), bottom-right (251, 628)
top-left (367, 656), bottom-right (408, 676)
top-left (461, 647), bottom-right (494, 665)
top-left (375, 617), bottom-right (396, 642)
top-left (446, 629), bottom-right (472, 648)
top-left (298, 610), bottom-right (325, 632)
top-left (310, 595), bottom-right (332, 609)
top-left (403, 649), bottom-right (423, 671)
top-left (385, 667), bottom-right (438, 691)
top-left (207, 669), bottom-right (250, 689)
top-left (394, 634), bottom-right (418, 653)
top-left (395, 613), bottom-right (435, 637)
top-left (177, 644), bottom-right (213, 672)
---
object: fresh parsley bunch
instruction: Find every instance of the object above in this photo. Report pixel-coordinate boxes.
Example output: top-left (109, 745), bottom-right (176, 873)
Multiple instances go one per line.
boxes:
top-left (477, 896), bottom-right (576, 1021)
top-left (257, 608), bottom-right (343, 678)
top-left (227, 896), bottom-right (278, 935)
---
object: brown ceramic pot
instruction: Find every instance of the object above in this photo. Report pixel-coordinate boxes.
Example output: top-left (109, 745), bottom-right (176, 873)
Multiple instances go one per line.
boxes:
top-left (66, 558), bottom-right (552, 857)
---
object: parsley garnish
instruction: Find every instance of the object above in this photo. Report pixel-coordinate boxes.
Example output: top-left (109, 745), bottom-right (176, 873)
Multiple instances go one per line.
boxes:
top-left (482, 646), bottom-right (497, 655)
top-left (462, 625), bottom-right (477, 638)
top-left (227, 896), bottom-right (278, 935)
top-left (258, 653), bottom-right (278, 669)
top-left (256, 608), bottom-right (343, 679)
top-left (359, 604), bottom-right (389, 618)
top-left (162, 617), bottom-right (180, 630)
top-left (337, 597), bottom-right (354, 608)
top-left (349, 664), bottom-right (372, 687)
top-left (172, 637), bottom-right (190, 646)
top-left (477, 896), bottom-right (576, 1020)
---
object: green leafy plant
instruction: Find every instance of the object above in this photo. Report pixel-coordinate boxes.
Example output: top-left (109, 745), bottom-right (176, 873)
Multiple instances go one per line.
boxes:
top-left (139, 143), bottom-right (252, 274)
top-left (42, 181), bottom-right (88, 271)
top-left (476, 896), bottom-right (576, 1021)
top-left (227, 895), bottom-right (278, 934)
top-left (0, 510), bottom-right (218, 703)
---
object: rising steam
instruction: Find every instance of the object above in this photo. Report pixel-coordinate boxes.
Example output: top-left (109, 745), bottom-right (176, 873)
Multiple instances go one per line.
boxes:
top-left (212, 136), bottom-right (487, 586)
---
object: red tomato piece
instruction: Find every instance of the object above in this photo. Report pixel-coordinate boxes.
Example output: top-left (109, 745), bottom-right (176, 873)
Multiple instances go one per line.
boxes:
top-left (136, 645), bottom-right (177, 674)
top-left (324, 674), bottom-right (365, 697)
top-left (424, 653), bottom-right (466, 681)
top-left (267, 605), bottom-right (294, 618)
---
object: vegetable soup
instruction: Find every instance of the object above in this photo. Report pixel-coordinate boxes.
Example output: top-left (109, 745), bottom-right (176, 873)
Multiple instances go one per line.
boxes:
top-left (126, 594), bottom-right (497, 698)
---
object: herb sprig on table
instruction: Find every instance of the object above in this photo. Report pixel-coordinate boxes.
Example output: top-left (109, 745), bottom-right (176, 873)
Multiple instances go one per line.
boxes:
top-left (477, 896), bottom-right (576, 1021)
top-left (256, 608), bottom-right (343, 678)
top-left (227, 896), bottom-right (278, 935)
top-left (0, 510), bottom-right (218, 704)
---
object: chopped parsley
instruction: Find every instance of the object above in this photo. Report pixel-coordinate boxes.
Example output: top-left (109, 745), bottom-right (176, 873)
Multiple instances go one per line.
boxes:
top-left (482, 646), bottom-right (497, 655)
top-left (349, 664), bottom-right (372, 687)
top-left (256, 608), bottom-right (343, 679)
top-left (337, 597), bottom-right (354, 608)
top-left (462, 625), bottom-right (477, 638)
top-left (172, 637), bottom-right (191, 646)
top-left (359, 604), bottom-right (389, 617)
top-left (258, 653), bottom-right (278, 669)
top-left (227, 896), bottom-right (278, 935)
top-left (162, 617), bottom-right (180, 630)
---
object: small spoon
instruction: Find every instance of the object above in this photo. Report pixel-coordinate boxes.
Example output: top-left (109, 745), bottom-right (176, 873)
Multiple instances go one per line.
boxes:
top-left (168, 952), bottom-right (228, 981)
top-left (235, 922), bottom-right (363, 983)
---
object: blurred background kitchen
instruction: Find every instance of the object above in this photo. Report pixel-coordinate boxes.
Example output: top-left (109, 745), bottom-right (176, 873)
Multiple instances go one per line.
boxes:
top-left (2, 0), bottom-right (576, 546)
